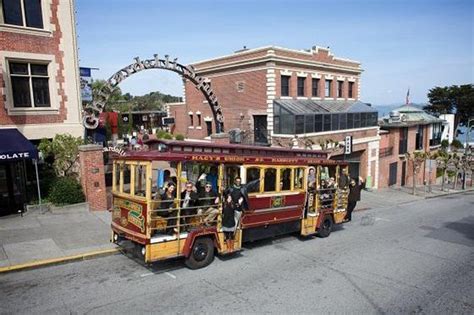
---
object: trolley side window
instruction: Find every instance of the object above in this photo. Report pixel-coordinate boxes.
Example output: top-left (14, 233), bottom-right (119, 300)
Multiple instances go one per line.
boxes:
top-left (280, 168), bottom-right (292, 191)
top-left (263, 168), bottom-right (277, 192)
top-left (113, 162), bottom-right (121, 192)
top-left (246, 167), bottom-right (261, 193)
top-left (181, 161), bottom-right (220, 195)
top-left (151, 161), bottom-right (178, 195)
top-left (134, 165), bottom-right (147, 197)
top-left (294, 167), bottom-right (305, 190)
top-left (122, 164), bottom-right (132, 194)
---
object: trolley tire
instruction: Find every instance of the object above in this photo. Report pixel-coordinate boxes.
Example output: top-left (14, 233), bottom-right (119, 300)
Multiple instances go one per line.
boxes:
top-left (318, 215), bottom-right (333, 238)
top-left (185, 237), bottom-right (215, 269)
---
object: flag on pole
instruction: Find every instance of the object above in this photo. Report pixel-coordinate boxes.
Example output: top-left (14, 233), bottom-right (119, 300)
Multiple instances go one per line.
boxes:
top-left (405, 88), bottom-right (410, 105)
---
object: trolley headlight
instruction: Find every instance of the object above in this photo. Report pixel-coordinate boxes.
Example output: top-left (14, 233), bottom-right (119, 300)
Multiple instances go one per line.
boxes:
top-left (141, 246), bottom-right (146, 256)
top-left (113, 233), bottom-right (119, 242)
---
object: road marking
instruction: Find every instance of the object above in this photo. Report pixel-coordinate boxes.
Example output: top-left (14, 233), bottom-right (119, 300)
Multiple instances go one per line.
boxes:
top-left (375, 217), bottom-right (391, 222)
top-left (140, 272), bottom-right (154, 277)
top-left (165, 272), bottom-right (177, 279)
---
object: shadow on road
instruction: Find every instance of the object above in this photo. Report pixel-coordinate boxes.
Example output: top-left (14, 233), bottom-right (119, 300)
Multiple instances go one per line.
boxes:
top-left (422, 216), bottom-right (474, 247)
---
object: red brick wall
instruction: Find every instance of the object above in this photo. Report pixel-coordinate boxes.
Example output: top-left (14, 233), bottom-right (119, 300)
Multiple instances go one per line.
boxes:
top-left (78, 145), bottom-right (107, 211)
top-left (192, 47), bottom-right (360, 71)
top-left (378, 125), bottom-right (437, 188)
top-left (0, 0), bottom-right (67, 125)
top-left (180, 69), bottom-right (267, 137)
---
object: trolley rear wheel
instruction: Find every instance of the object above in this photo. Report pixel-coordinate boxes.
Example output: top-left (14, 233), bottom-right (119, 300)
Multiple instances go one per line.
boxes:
top-left (185, 237), bottom-right (215, 269)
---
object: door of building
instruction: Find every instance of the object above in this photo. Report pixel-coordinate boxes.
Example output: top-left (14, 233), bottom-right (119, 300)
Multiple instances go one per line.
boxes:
top-left (253, 115), bottom-right (268, 144)
top-left (401, 161), bottom-right (406, 186)
top-left (0, 163), bottom-right (25, 216)
top-left (389, 162), bottom-right (398, 186)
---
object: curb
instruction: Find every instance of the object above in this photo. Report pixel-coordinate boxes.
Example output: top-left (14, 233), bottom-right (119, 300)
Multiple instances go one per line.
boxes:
top-left (424, 189), bottom-right (474, 199)
top-left (0, 248), bottom-right (120, 274)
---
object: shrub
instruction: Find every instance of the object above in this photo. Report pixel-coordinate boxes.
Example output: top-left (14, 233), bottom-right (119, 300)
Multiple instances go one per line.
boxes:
top-left (48, 177), bottom-right (85, 206)
top-left (156, 129), bottom-right (173, 139)
top-left (39, 165), bottom-right (58, 199)
top-left (175, 134), bottom-right (185, 141)
top-left (440, 139), bottom-right (449, 150)
top-left (162, 133), bottom-right (173, 139)
top-left (451, 139), bottom-right (464, 150)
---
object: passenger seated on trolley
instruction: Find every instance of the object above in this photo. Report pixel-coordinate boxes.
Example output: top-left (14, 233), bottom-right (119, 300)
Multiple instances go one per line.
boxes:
top-left (159, 183), bottom-right (177, 235)
top-left (197, 182), bottom-right (219, 226)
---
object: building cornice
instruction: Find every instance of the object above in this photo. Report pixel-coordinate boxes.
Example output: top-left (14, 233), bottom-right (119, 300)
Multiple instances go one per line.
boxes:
top-left (191, 45), bottom-right (360, 66)
top-left (194, 55), bottom-right (362, 76)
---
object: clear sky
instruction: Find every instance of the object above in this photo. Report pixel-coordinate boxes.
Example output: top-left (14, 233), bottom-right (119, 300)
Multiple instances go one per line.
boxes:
top-left (76, 0), bottom-right (473, 105)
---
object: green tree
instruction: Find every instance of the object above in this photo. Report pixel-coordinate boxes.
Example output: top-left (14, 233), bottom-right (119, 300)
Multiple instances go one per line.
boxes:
top-left (405, 151), bottom-right (430, 195)
top-left (435, 151), bottom-right (449, 191)
top-left (92, 79), bottom-right (125, 107)
top-left (424, 84), bottom-right (474, 128)
top-left (38, 134), bottom-right (84, 177)
top-left (451, 139), bottom-right (464, 150)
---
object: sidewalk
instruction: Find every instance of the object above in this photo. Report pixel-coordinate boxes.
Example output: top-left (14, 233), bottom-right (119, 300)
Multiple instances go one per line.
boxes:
top-left (0, 206), bottom-right (117, 272)
top-left (356, 185), bottom-right (474, 211)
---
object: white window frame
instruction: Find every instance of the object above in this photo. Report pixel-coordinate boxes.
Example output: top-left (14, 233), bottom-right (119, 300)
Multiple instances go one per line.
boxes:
top-left (1, 51), bottom-right (59, 115)
top-left (0, 0), bottom-right (51, 36)
top-left (325, 80), bottom-right (332, 97)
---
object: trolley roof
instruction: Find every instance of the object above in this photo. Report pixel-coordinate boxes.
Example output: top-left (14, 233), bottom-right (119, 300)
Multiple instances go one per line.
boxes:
top-left (115, 139), bottom-right (346, 166)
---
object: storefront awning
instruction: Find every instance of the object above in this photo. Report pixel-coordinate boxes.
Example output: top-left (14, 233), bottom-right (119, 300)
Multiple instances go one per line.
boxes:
top-left (0, 129), bottom-right (38, 161)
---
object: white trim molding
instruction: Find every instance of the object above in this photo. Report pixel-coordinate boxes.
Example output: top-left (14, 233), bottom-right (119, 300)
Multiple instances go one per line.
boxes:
top-left (296, 71), bottom-right (307, 77)
top-left (273, 126), bottom-right (379, 138)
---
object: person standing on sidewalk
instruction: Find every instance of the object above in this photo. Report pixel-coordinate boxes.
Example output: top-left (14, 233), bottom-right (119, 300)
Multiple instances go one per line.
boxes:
top-left (344, 176), bottom-right (365, 222)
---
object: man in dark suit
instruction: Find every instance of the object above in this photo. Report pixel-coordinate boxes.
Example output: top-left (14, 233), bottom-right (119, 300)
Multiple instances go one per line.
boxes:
top-left (180, 181), bottom-right (199, 230)
top-left (344, 177), bottom-right (365, 222)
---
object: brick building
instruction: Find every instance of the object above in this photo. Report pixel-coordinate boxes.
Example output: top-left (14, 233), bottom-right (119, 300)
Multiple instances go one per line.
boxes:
top-left (0, 0), bottom-right (83, 140)
top-left (168, 45), bottom-right (380, 188)
top-left (0, 0), bottom-right (83, 214)
top-left (378, 105), bottom-right (445, 188)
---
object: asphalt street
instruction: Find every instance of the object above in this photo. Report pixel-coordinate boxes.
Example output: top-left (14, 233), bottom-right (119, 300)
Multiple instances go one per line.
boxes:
top-left (1, 192), bottom-right (473, 314)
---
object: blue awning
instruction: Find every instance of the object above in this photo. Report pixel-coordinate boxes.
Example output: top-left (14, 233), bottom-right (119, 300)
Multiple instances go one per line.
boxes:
top-left (0, 129), bottom-right (38, 161)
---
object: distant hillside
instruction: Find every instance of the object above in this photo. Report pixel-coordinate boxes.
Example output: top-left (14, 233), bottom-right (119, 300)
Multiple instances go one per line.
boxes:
top-left (92, 79), bottom-right (182, 112)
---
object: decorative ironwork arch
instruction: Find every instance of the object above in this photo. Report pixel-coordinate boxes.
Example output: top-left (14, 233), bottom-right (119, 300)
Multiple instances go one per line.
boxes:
top-left (82, 54), bottom-right (224, 133)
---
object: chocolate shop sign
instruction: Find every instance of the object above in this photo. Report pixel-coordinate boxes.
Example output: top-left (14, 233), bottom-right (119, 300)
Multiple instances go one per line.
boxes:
top-left (0, 152), bottom-right (30, 160)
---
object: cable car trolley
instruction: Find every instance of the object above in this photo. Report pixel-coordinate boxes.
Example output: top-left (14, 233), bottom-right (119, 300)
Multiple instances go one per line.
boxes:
top-left (111, 140), bottom-right (350, 269)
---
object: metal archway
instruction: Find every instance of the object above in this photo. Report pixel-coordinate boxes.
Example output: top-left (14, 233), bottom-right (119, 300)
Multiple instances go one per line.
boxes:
top-left (82, 54), bottom-right (224, 133)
